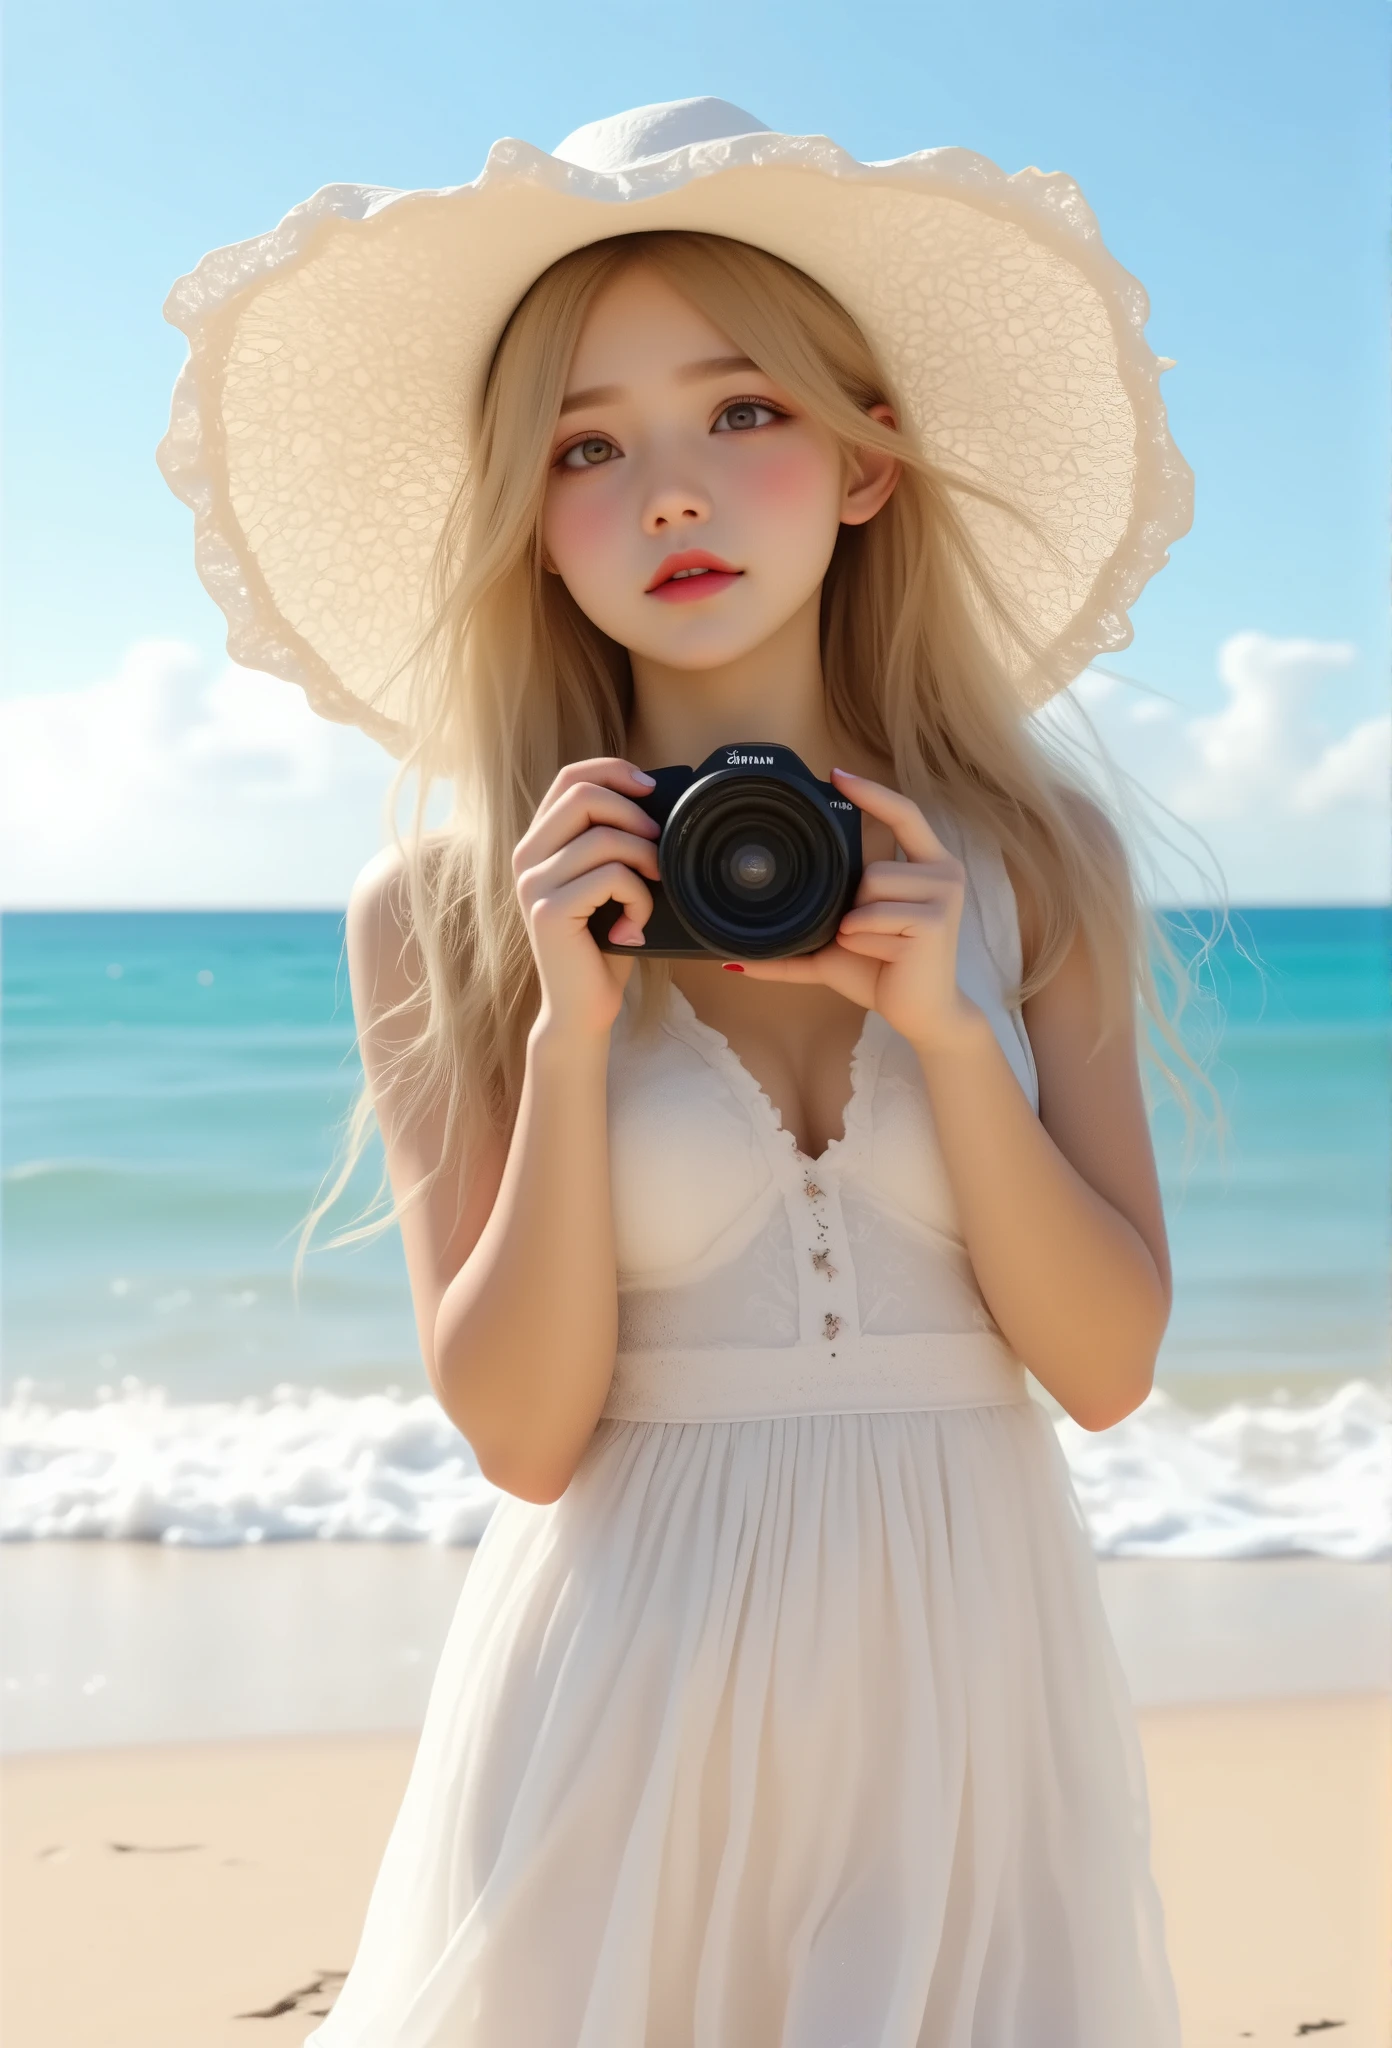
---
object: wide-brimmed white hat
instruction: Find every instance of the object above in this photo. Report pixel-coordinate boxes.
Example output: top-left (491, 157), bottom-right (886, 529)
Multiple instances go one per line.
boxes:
top-left (156, 96), bottom-right (1193, 757)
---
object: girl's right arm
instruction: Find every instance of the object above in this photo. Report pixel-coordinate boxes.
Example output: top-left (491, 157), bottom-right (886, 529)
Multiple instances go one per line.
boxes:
top-left (345, 759), bottom-right (660, 1504)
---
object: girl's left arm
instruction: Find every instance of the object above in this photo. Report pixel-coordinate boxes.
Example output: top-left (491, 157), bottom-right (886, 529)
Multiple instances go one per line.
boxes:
top-left (741, 770), bottom-right (1171, 1431)
top-left (916, 888), bottom-right (1171, 1432)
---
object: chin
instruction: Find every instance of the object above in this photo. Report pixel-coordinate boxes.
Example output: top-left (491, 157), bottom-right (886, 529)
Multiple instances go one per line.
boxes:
top-left (660, 641), bottom-right (771, 672)
top-left (633, 620), bottom-right (789, 672)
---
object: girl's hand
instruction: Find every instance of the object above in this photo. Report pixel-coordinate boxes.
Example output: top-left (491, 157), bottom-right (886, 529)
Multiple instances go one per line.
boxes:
top-left (733, 768), bottom-right (986, 1055)
top-left (512, 758), bottom-right (660, 1042)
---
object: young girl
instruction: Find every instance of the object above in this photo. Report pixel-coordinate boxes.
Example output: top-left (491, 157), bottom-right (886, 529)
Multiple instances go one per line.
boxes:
top-left (158, 97), bottom-right (1194, 2044)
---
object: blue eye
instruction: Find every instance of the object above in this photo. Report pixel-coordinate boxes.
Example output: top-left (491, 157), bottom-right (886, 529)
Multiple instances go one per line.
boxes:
top-left (560, 436), bottom-right (617, 470)
top-left (714, 399), bottom-right (783, 433)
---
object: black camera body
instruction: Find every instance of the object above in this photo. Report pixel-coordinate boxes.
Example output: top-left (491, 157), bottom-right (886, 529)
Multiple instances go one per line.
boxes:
top-left (588, 743), bottom-right (863, 961)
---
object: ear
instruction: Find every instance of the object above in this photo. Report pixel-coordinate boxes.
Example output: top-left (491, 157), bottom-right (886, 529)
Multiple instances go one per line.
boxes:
top-left (839, 402), bottom-right (901, 528)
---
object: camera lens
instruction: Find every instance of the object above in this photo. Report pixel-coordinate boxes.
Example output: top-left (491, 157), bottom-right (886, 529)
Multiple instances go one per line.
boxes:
top-left (661, 770), bottom-right (850, 958)
top-left (727, 842), bottom-right (778, 893)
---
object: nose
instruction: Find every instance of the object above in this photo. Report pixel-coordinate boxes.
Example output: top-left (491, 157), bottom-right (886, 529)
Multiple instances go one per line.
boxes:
top-left (641, 477), bottom-right (711, 536)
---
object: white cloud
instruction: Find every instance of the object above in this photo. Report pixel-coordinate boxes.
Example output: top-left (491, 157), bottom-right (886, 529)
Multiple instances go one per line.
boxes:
top-left (1054, 632), bottom-right (1389, 903)
top-left (1292, 713), bottom-right (1391, 813)
top-left (1174, 632), bottom-right (1360, 820)
top-left (0, 640), bottom-right (446, 907)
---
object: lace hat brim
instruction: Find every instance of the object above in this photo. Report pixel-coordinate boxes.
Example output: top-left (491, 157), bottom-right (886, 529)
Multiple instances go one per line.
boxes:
top-left (156, 98), bottom-right (1193, 758)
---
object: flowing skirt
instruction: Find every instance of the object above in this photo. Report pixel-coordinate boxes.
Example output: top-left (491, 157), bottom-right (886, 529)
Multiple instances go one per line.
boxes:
top-left (304, 1399), bottom-right (1181, 2046)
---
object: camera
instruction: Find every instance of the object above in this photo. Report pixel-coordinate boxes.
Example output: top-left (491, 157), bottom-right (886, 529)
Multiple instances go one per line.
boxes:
top-left (588, 743), bottom-right (863, 961)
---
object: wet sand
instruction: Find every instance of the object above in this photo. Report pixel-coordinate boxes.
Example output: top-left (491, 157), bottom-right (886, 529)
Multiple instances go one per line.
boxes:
top-left (3, 1542), bottom-right (1388, 1753)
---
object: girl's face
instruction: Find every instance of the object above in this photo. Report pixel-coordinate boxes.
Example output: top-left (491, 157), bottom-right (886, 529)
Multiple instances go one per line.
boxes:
top-left (539, 263), bottom-right (895, 672)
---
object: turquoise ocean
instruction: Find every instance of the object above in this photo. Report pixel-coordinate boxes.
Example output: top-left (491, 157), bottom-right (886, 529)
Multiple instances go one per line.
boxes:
top-left (2, 908), bottom-right (1387, 1557)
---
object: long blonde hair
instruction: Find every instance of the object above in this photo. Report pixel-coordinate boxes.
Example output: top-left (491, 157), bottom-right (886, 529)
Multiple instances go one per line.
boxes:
top-left (292, 228), bottom-right (1212, 1287)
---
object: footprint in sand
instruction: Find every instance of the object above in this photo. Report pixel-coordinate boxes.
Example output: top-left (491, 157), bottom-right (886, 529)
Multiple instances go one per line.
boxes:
top-left (235, 1969), bottom-right (346, 2021)
top-left (107, 1839), bottom-right (203, 1853)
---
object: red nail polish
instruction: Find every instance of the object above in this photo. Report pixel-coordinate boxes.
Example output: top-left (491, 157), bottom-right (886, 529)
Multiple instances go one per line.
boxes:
top-left (721, 962), bottom-right (745, 973)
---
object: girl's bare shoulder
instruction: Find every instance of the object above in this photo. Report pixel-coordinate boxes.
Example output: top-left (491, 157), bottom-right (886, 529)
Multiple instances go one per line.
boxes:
top-left (345, 844), bottom-right (429, 1022)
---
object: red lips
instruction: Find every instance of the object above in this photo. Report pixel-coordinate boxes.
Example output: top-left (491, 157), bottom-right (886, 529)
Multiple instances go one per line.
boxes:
top-left (645, 548), bottom-right (742, 593)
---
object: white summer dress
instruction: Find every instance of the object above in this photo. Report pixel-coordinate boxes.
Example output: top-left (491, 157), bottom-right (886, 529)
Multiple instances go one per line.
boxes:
top-left (305, 816), bottom-right (1182, 2048)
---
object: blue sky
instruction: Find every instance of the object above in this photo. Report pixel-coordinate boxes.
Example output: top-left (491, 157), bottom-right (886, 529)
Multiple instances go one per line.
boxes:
top-left (3, 0), bottom-right (1387, 903)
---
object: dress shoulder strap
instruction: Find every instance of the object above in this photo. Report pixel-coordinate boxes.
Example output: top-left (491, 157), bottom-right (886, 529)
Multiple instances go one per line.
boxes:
top-left (925, 802), bottom-right (1039, 1111)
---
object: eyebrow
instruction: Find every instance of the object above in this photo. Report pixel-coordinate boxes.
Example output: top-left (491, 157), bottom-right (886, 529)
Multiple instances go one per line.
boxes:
top-left (557, 355), bottom-right (762, 418)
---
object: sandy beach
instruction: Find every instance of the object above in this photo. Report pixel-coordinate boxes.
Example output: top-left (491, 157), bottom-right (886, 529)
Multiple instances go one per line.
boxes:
top-left (2, 1545), bottom-right (1389, 2045)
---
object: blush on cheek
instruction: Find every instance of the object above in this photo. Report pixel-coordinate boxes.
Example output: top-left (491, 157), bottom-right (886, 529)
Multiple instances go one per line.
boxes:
top-left (738, 441), bottom-right (841, 515)
top-left (542, 489), bottom-right (624, 589)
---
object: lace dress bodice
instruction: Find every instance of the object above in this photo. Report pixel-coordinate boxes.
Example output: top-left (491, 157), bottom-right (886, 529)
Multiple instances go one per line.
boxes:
top-left (601, 812), bottom-right (1040, 1424)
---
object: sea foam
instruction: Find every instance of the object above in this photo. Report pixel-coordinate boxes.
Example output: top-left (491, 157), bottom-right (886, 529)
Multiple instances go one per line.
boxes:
top-left (1, 1376), bottom-right (1387, 1558)
top-left (0, 1381), bottom-right (495, 1547)
top-left (1056, 1378), bottom-right (1390, 1560)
